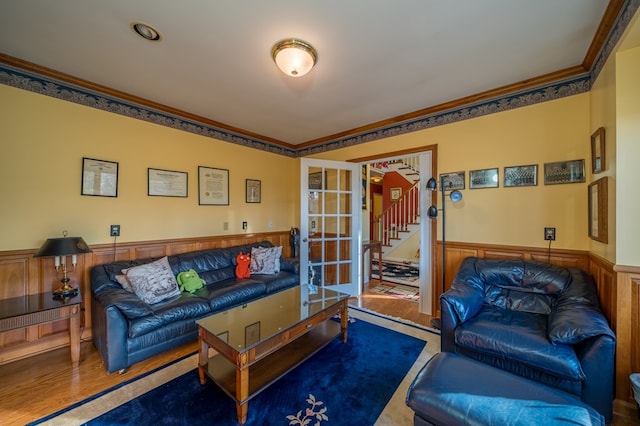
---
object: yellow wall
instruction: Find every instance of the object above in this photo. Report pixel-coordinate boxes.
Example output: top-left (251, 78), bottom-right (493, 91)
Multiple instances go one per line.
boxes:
top-left (315, 94), bottom-right (591, 251)
top-left (0, 85), bottom-right (298, 251)
top-left (589, 50), bottom-right (617, 262)
top-left (615, 45), bottom-right (640, 266)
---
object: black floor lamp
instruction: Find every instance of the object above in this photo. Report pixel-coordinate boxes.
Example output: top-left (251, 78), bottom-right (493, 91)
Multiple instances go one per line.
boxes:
top-left (426, 176), bottom-right (462, 330)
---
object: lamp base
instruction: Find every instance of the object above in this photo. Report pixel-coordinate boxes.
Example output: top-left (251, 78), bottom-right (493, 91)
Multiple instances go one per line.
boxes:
top-left (53, 285), bottom-right (78, 299)
top-left (430, 317), bottom-right (441, 330)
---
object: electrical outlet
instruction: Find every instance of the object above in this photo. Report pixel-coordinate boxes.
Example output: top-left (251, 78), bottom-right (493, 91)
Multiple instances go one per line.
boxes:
top-left (544, 227), bottom-right (556, 241)
top-left (242, 221), bottom-right (248, 230)
top-left (223, 222), bottom-right (229, 231)
top-left (110, 224), bottom-right (121, 237)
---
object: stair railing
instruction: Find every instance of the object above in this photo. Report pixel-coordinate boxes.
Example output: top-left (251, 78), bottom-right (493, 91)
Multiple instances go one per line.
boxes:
top-left (374, 181), bottom-right (421, 246)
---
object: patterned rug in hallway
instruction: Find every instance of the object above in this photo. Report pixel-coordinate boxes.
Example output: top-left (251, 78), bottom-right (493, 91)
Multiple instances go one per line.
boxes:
top-left (371, 259), bottom-right (419, 287)
top-left (370, 283), bottom-right (420, 302)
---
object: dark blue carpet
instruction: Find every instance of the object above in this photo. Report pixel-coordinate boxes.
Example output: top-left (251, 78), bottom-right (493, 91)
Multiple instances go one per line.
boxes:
top-left (81, 318), bottom-right (425, 425)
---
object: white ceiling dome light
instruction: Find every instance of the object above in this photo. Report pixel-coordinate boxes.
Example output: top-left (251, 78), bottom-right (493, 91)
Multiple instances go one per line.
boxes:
top-left (271, 39), bottom-right (317, 77)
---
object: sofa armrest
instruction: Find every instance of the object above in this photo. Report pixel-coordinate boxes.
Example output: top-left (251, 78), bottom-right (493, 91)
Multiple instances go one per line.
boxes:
top-left (575, 334), bottom-right (616, 423)
top-left (440, 285), bottom-right (484, 352)
top-left (91, 293), bottom-right (130, 374)
top-left (280, 257), bottom-right (300, 274)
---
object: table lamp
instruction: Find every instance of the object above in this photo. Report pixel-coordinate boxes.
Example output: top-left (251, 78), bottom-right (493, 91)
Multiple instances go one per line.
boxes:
top-left (34, 231), bottom-right (92, 298)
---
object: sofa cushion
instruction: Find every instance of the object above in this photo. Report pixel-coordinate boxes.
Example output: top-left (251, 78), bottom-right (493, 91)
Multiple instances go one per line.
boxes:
top-left (199, 279), bottom-right (267, 312)
top-left (250, 246), bottom-right (282, 274)
top-left (455, 306), bottom-right (584, 381)
top-left (123, 257), bottom-right (181, 305)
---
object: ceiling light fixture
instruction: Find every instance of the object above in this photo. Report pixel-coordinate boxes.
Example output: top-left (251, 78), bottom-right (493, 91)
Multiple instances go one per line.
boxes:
top-left (271, 39), bottom-right (317, 77)
top-left (131, 22), bottom-right (161, 41)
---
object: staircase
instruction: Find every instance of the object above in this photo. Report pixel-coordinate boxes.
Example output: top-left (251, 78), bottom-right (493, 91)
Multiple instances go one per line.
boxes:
top-left (372, 157), bottom-right (421, 256)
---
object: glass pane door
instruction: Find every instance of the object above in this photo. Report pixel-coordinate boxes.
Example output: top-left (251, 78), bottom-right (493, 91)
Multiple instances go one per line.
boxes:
top-left (301, 159), bottom-right (360, 296)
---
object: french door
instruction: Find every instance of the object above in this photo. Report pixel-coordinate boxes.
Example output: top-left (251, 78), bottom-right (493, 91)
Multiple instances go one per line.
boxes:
top-left (300, 158), bottom-right (361, 296)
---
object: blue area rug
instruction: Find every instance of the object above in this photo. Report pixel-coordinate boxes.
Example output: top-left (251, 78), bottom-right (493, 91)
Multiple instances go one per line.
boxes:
top-left (39, 316), bottom-right (426, 425)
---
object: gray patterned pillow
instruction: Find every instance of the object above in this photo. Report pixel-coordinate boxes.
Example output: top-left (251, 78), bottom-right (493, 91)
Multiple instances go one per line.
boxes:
top-left (123, 257), bottom-right (180, 304)
top-left (250, 246), bottom-right (282, 275)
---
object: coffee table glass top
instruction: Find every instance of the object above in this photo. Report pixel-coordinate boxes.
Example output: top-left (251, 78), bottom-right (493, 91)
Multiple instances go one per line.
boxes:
top-left (196, 285), bottom-right (348, 351)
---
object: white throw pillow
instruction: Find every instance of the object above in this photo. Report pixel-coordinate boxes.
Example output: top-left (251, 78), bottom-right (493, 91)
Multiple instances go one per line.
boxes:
top-left (250, 246), bottom-right (282, 275)
top-left (123, 257), bottom-right (180, 304)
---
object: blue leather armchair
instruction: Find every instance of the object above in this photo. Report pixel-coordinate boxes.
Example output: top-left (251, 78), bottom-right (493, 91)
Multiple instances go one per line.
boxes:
top-left (440, 257), bottom-right (616, 422)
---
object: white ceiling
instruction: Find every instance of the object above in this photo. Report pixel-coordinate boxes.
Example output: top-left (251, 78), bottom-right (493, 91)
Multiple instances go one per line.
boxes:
top-left (0, 1), bottom-right (611, 147)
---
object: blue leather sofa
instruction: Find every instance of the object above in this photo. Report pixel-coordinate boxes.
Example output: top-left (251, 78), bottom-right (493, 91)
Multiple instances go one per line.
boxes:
top-left (440, 257), bottom-right (615, 422)
top-left (91, 241), bottom-right (299, 374)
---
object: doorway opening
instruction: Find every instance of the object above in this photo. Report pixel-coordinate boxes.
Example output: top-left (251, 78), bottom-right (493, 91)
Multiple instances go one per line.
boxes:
top-left (353, 146), bottom-right (437, 318)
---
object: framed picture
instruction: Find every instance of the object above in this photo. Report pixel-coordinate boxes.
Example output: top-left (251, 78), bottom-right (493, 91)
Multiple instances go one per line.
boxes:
top-left (148, 168), bottom-right (188, 197)
top-left (245, 179), bottom-right (261, 203)
top-left (198, 166), bottom-right (229, 205)
top-left (591, 127), bottom-right (605, 174)
top-left (543, 159), bottom-right (585, 185)
top-left (308, 171), bottom-right (325, 190)
top-left (390, 187), bottom-right (402, 200)
top-left (469, 168), bottom-right (499, 189)
top-left (504, 164), bottom-right (538, 187)
top-left (245, 321), bottom-right (260, 347)
top-left (440, 171), bottom-right (465, 191)
top-left (588, 177), bottom-right (608, 243)
top-left (81, 157), bottom-right (119, 197)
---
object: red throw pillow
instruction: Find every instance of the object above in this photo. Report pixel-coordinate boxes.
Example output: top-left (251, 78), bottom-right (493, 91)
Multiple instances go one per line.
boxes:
top-left (235, 252), bottom-right (251, 278)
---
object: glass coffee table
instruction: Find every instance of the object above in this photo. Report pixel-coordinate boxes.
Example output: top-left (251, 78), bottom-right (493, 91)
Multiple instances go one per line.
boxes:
top-left (196, 285), bottom-right (349, 424)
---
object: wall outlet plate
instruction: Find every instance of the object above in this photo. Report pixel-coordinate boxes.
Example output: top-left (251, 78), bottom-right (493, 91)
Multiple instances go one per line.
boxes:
top-left (544, 227), bottom-right (556, 241)
top-left (242, 221), bottom-right (247, 230)
top-left (110, 224), bottom-right (121, 237)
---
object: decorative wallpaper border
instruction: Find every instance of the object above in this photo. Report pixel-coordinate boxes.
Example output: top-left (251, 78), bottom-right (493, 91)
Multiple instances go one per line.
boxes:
top-left (1, 0), bottom-right (637, 158)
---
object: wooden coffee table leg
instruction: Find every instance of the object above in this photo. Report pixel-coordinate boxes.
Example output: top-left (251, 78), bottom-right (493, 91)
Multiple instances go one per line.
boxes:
top-left (236, 355), bottom-right (249, 424)
top-left (198, 336), bottom-right (208, 385)
top-left (340, 300), bottom-right (348, 343)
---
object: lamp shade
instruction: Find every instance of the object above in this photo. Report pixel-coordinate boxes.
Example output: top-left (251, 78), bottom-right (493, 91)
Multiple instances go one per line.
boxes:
top-left (34, 237), bottom-right (92, 257)
top-left (449, 190), bottom-right (463, 202)
top-left (272, 39), bottom-right (317, 77)
top-left (426, 177), bottom-right (437, 191)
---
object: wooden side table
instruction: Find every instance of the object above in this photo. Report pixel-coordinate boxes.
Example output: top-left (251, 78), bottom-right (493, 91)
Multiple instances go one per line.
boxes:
top-left (362, 240), bottom-right (383, 290)
top-left (0, 291), bottom-right (82, 367)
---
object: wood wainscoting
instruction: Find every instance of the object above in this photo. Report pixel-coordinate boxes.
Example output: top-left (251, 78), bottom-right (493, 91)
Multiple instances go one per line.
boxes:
top-left (614, 265), bottom-right (640, 406)
top-left (0, 231), bottom-right (292, 365)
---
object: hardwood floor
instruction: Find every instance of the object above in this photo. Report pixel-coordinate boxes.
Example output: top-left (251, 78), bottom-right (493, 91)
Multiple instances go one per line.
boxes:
top-left (0, 281), bottom-right (637, 425)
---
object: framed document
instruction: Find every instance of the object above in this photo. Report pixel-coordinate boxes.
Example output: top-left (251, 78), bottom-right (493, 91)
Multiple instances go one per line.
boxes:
top-left (198, 166), bottom-right (229, 205)
top-left (246, 179), bottom-right (261, 203)
top-left (148, 168), bottom-right (188, 197)
top-left (81, 157), bottom-right (118, 197)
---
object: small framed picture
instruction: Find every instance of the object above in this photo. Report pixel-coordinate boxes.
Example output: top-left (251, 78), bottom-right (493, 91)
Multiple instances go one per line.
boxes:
top-left (544, 159), bottom-right (585, 185)
top-left (440, 171), bottom-right (465, 191)
top-left (390, 187), bottom-right (402, 200)
top-left (504, 164), bottom-right (538, 187)
top-left (246, 179), bottom-right (261, 203)
top-left (81, 157), bottom-right (119, 197)
top-left (591, 127), bottom-right (605, 174)
top-left (469, 168), bottom-right (499, 189)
